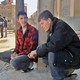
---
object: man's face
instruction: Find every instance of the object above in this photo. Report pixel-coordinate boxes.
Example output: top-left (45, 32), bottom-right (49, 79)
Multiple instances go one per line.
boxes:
top-left (39, 18), bottom-right (51, 32)
top-left (17, 15), bottom-right (28, 27)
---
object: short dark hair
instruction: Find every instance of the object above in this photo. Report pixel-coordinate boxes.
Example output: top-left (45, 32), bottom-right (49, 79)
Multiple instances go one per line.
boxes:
top-left (17, 11), bottom-right (27, 18)
top-left (38, 10), bottom-right (54, 22)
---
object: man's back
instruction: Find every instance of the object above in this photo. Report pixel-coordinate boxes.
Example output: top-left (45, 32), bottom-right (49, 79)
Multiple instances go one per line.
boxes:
top-left (50, 18), bottom-right (80, 68)
top-left (50, 18), bottom-right (80, 56)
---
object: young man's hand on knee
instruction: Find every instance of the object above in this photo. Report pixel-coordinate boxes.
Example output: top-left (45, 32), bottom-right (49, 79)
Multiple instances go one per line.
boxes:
top-left (28, 50), bottom-right (37, 59)
top-left (11, 52), bottom-right (18, 59)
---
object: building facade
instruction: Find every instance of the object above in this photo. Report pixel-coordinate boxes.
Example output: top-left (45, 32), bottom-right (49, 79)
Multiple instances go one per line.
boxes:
top-left (0, 0), bottom-right (27, 30)
top-left (54, 0), bottom-right (80, 18)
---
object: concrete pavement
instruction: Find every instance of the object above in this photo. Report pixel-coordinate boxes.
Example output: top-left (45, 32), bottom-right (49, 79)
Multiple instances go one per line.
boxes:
top-left (0, 49), bottom-right (80, 80)
top-left (0, 31), bottom-right (80, 80)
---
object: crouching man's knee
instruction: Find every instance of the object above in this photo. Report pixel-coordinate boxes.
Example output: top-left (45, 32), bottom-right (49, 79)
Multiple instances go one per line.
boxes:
top-left (10, 59), bottom-right (20, 70)
top-left (48, 52), bottom-right (55, 66)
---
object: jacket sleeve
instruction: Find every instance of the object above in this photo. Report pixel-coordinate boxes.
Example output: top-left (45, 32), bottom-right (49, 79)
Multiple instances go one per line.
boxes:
top-left (36, 23), bottom-right (73, 56)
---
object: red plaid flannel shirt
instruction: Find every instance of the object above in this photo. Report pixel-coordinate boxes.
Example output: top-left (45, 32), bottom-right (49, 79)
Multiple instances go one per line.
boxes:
top-left (14, 23), bottom-right (38, 56)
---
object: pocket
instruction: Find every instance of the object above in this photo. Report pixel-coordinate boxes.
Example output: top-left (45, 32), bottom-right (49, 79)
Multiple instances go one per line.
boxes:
top-left (54, 51), bottom-right (74, 67)
top-left (64, 52), bottom-right (74, 66)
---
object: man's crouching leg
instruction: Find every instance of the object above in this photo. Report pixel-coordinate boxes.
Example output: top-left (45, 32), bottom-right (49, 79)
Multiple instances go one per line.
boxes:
top-left (10, 56), bottom-right (21, 70)
top-left (48, 52), bottom-right (66, 80)
top-left (10, 55), bottom-right (33, 71)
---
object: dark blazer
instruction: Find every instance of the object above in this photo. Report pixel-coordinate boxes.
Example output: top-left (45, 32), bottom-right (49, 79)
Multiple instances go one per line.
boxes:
top-left (36, 17), bottom-right (80, 58)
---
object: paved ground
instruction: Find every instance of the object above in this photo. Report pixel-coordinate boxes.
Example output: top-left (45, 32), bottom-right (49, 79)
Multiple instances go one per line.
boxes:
top-left (0, 31), bottom-right (80, 80)
top-left (0, 60), bottom-right (52, 80)
top-left (0, 51), bottom-right (80, 80)
top-left (0, 31), bottom-right (52, 80)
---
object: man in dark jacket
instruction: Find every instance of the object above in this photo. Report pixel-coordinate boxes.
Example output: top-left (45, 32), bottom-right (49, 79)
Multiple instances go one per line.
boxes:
top-left (28, 10), bottom-right (80, 80)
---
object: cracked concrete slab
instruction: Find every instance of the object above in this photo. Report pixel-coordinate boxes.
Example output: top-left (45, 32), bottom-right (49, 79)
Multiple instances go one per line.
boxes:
top-left (0, 60), bottom-right (80, 80)
top-left (0, 60), bottom-right (52, 80)
top-left (0, 31), bottom-right (80, 80)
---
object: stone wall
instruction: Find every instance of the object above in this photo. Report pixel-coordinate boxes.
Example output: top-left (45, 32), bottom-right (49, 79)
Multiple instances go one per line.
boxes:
top-left (62, 16), bottom-right (80, 31)
top-left (61, 0), bottom-right (70, 17)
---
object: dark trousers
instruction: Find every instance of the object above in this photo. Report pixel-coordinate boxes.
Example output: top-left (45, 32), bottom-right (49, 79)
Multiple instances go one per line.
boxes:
top-left (10, 55), bottom-right (33, 71)
top-left (4, 27), bottom-right (7, 37)
top-left (43, 52), bottom-right (74, 80)
top-left (0, 27), bottom-right (3, 38)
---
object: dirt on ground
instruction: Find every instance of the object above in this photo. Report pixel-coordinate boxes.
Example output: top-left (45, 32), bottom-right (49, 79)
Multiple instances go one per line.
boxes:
top-left (0, 31), bottom-right (15, 52)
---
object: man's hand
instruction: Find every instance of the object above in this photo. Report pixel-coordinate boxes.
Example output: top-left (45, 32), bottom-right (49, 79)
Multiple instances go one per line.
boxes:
top-left (28, 50), bottom-right (37, 59)
top-left (11, 52), bottom-right (18, 59)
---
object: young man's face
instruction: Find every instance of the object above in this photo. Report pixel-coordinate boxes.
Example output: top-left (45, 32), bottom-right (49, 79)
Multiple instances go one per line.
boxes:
top-left (17, 15), bottom-right (28, 27)
top-left (39, 18), bottom-right (51, 32)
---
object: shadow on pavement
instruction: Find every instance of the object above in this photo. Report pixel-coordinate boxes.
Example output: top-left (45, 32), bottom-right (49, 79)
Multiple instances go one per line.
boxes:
top-left (0, 50), bottom-right (12, 63)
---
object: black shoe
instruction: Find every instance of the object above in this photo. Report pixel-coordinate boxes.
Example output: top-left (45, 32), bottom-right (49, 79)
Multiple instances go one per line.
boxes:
top-left (65, 73), bottom-right (78, 80)
top-left (23, 68), bottom-right (34, 72)
top-left (66, 73), bottom-right (78, 77)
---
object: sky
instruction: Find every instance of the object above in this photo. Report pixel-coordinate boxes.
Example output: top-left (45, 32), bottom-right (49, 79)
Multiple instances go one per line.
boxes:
top-left (0, 0), bottom-right (38, 17)
top-left (24, 0), bottom-right (38, 17)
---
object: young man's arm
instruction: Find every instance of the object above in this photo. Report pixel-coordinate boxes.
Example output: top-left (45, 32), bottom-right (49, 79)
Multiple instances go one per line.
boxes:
top-left (13, 30), bottom-right (20, 54)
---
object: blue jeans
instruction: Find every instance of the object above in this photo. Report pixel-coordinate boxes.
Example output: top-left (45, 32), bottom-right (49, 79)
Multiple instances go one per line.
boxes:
top-left (47, 52), bottom-right (74, 80)
top-left (10, 55), bottom-right (33, 71)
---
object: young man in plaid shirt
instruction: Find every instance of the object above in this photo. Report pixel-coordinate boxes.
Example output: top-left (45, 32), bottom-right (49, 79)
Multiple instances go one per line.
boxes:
top-left (10, 11), bottom-right (38, 72)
